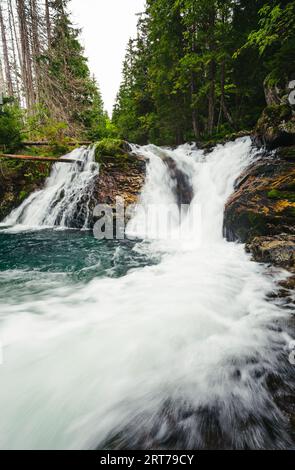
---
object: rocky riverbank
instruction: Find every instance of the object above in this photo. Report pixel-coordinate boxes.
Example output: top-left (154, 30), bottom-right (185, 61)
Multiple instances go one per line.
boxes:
top-left (224, 104), bottom-right (295, 291)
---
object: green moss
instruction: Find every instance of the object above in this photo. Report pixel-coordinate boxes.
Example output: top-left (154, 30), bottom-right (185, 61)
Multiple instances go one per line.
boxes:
top-left (94, 138), bottom-right (128, 163)
top-left (19, 190), bottom-right (28, 202)
top-left (256, 104), bottom-right (292, 133)
top-left (247, 211), bottom-right (267, 231)
top-left (267, 189), bottom-right (295, 202)
top-left (264, 104), bottom-right (291, 124)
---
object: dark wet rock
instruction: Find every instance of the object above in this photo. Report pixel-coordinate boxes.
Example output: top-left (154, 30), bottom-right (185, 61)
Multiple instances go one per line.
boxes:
top-left (246, 235), bottom-right (295, 269)
top-left (93, 152), bottom-right (146, 224)
top-left (162, 156), bottom-right (194, 206)
top-left (98, 393), bottom-right (293, 450)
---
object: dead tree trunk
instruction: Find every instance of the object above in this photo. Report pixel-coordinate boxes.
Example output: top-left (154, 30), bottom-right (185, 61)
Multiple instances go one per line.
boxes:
top-left (17, 0), bottom-right (35, 110)
top-left (0, 2), bottom-right (14, 96)
top-left (45, 0), bottom-right (51, 47)
top-left (8, 0), bottom-right (21, 102)
top-left (29, 0), bottom-right (41, 102)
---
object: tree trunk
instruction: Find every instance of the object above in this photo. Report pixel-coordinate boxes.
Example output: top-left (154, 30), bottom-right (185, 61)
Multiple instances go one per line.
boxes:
top-left (8, 0), bottom-right (21, 102)
top-left (190, 21), bottom-right (200, 139)
top-left (191, 77), bottom-right (200, 139)
top-left (0, 57), bottom-right (5, 97)
top-left (45, 0), bottom-right (51, 46)
top-left (30, 0), bottom-right (41, 102)
top-left (207, 59), bottom-right (215, 135)
top-left (220, 60), bottom-right (235, 128)
top-left (207, 8), bottom-right (216, 136)
top-left (0, 3), bottom-right (14, 96)
top-left (17, 0), bottom-right (35, 110)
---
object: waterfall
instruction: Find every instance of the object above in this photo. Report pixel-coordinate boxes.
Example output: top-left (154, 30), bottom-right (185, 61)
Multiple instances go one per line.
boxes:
top-left (0, 138), bottom-right (293, 450)
top-left (2, 147), bottom-right (99, 230)
top-left (127, 138), bottom-right (257, 246)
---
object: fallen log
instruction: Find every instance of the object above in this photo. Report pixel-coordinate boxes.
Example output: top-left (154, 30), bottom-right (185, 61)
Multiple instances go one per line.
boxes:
top-left (22, 141), bottom-right (92, 147)
top-left (0, 154), bottom-right (78, 164)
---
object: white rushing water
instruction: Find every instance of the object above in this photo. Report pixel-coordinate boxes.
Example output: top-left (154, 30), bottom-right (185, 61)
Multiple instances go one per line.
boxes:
top-left (2, 147), bottom-right (99, 230)
top-left (0, 138), bottom-right (293, 449)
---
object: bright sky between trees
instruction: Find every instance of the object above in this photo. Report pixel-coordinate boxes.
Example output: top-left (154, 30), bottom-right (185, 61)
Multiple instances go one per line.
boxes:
top-left (70, 0), bottom-right (146, 116)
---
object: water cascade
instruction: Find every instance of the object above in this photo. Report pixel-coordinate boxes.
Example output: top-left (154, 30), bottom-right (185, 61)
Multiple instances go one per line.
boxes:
top-left (2, 147), bottom-right (99, 230)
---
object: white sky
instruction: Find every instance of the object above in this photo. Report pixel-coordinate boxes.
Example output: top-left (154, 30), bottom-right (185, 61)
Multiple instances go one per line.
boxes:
top-left (70, 0), bottom-right (146, 116)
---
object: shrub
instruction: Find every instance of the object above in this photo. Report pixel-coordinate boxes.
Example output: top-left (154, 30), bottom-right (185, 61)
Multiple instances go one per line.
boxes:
top-left (0, 99), bottom-right (23, 152)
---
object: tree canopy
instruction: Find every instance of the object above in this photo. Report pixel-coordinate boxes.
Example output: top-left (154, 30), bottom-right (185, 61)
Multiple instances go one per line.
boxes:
top-left (113, 0), bottom-right (295, 145)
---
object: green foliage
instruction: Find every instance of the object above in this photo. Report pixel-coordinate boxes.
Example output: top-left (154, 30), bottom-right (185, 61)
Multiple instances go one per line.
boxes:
top-left (239, 1), bottom-right (295, 86)
top-left (94, 138), bottom-right (127, 162)
top-left (19, 190), bottom-right (28, 202)
top-left (267, 189), bottom-right (295, 202)
top-left (113, 0), bottom-right (270, 145)
top-left (0, 99), bottom-right (23, 152)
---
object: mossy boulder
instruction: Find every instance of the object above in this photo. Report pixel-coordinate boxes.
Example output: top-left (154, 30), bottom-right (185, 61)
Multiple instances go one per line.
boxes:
top-left (94, 139), bottom-right (131, 162)
top-left (253, 104), bottom-right (295, 149)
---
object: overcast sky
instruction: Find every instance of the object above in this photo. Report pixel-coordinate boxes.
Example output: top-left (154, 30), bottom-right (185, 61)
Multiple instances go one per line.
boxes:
top-left (70, 0), bottom-right (146, 116)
